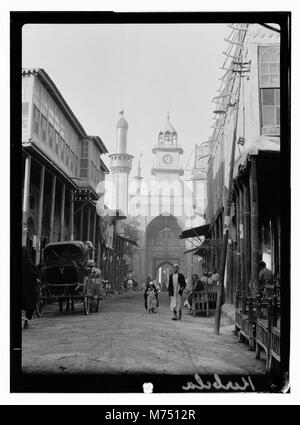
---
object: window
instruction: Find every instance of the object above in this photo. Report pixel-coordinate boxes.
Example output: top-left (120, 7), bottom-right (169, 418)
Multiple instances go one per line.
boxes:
top-left (48, 98), bottom-right (54, 124)
top-left (70, 150), bottom-right (74, 172)
top-left (41, 87), bottom-right (48, 116)
top-left (41, 114), bottom-right (48, 143)
top-left (80, 159), bottom-right (88, 178)
top-left (91, 161), bottom-right (94, 183)
top-left (60, 136), bottom-right (65, 161)
top-left (33, 79), bottom-right (41, 107)
top-left (22, 102), bottom-right (29, 129)
top-left (66, 144), bottom-right (69, 167)
top-left (33, 105), bottom-right (40, 136)
top-left (74, 155), bottom-right (78, 176)
top-left (259, 46), bottom-right (280, 135)
top-left (48, 124), bottom-right (55, 149)
top-left (54, 130), bottom-right (60, 154)
top-left (81, 140), bottom-right (88, 158)
top-left (55, 105), bottom-right (61, 130)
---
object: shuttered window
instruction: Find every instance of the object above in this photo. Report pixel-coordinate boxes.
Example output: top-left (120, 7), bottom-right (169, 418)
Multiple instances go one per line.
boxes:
top-left (259, 46), bottom-right (280, 135)
top-left (22, 102), bottom-right (29, 129)
top-left (48, 124), bottom-right (55, 149)
top-left (33, 105), bottom-right (40, 136)
top-left (41, 114), bottom-right (48, 143)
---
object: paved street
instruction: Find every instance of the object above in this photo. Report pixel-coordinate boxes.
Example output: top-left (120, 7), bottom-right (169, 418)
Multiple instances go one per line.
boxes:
top-left (22, 291), bottom-right (265, 375)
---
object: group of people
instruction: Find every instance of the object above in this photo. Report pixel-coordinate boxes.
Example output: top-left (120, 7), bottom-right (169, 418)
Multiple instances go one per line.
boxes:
top-left (143, 264), bottom-right (186, 320)
top-left (143, 265), bottom-right (221, 320)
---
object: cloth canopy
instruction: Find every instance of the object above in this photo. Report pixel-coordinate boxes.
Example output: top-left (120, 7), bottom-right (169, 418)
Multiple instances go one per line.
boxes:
top-left (179, 224), bottom-right (210, 239)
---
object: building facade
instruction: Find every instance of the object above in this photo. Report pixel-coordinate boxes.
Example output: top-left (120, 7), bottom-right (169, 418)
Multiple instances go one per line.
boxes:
top-left (22, 68), bottom-right (109, 267)
top-left (204, 23), bottom-right (281, 302)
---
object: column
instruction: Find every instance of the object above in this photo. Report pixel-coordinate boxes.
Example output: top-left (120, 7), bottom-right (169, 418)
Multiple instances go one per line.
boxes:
top-left (49, 175), bottom-right (56, 242)
top-left (80, 205), bottom-right (84, 241)
top-left (243, 178), bottom-right (251, 294)
top-left (214, 222), bottom-right (219, 270)
top-left (92, 209), bottom-right (97, 248)
top-left (249, 156), bottom-right (259, 296)
top-left (97, 232), bottom-right (101, 269)
top-left (60, 183), bottom-right (66, 241)
top-left (239, 183), bottom-right (245, 293)
top-left (218, 215), bottom-right (223, 272)
top-left (22, 155), bottom-right (31, 246)
top-left (235, 194), bottom-right (241, 293)
top-left (69, 190), bottom-right (74, 241)
top-left (87, 206), bottom-right (91, 242)
top-left (36, 165), bottom-right (45, 264)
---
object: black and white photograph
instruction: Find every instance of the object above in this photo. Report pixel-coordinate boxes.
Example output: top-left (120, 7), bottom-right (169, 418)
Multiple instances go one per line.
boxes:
top-left (8, 9), bottom-right (292, 399)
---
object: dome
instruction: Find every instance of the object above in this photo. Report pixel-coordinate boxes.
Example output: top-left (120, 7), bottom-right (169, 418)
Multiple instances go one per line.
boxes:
top-left (116, 110), bottom-right (128, 129)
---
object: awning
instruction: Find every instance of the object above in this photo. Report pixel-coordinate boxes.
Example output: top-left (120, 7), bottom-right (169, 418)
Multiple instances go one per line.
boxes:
top-left (184, 246), bottom-right (202, 254)
top-left (117, 235), bottom-right (139, 247)
top-left (179, 224), bottom-right (210, 239)
top-left (194, 247), bottom-right (207, 257)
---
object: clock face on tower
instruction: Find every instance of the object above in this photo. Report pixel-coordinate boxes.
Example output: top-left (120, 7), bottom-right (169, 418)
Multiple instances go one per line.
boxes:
top-left (162, 154), bottom-right (173, 165)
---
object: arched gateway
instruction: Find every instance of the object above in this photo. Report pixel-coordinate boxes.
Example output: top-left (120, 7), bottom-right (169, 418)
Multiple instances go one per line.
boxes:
top-left (145, 214), bottom-right (185, 290)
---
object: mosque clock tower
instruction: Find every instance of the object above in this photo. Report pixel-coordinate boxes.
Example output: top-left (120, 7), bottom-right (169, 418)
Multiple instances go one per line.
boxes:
top-left (151, 113), bottom-right (184, 181)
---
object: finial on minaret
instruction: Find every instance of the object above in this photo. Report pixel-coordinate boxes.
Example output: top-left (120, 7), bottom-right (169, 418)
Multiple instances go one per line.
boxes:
top-left (136, 151), bottom-right (143, 178)
top-left (167, 110), bottom-right (170, 121)
top-left (119, 110), bottom-right (124, 116)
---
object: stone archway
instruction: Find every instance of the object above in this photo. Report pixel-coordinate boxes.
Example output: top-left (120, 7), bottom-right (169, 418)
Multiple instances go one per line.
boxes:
top-left (145, 214), bottom-right (186, 282)
top-left (154, 260), bottom-right (175, 292)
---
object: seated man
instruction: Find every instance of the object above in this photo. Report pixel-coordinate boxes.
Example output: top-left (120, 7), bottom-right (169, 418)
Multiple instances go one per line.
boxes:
top-left (258, 261), bottom-right (274, 295)
top-left (187, 274), bottom-right (204, 309)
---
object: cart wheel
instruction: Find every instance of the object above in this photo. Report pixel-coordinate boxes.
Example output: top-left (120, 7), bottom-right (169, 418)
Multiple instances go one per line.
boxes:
top-left (84, 296), bottom-right (90, 315)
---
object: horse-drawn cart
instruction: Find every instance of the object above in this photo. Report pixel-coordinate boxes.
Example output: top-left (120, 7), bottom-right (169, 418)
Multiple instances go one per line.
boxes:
top-left (39, 241), bottom-right (102, 315)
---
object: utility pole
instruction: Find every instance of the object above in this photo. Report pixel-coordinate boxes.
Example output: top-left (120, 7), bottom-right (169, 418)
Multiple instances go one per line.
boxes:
top-left (214, 41), bottom-right (250, 335)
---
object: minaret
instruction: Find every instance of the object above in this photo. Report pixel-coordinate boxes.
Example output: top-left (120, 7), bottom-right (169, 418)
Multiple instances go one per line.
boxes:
top-left (109, 111), bottom-right (133, 217)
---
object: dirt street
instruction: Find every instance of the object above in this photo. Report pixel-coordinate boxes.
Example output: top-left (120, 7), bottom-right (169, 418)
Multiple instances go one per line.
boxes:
top-left (22, 291), bottom-right (265, 375)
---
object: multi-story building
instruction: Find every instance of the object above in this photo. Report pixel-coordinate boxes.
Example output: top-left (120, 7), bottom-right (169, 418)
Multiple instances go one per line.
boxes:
top-left (22, 68), bottom-right (109, 267)
top-left (205, 23), bottom-right (281, 301)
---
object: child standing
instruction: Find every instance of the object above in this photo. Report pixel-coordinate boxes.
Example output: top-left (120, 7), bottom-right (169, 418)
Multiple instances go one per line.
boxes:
top-left (146, 283), bottom-right (158, 313)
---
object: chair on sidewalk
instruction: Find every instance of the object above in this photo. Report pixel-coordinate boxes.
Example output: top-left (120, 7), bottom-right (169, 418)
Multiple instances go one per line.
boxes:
top-left (192, 291), bottom-right (209, 317)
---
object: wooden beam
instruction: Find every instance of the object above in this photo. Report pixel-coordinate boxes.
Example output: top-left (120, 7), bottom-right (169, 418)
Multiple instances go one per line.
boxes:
top-left (249, 156), bottom-right (259, 296)
top-left (236, 192), bottom-right (241, 294)
top-left (239, 184), bottom-right (245, 293)
top-left (49, 175), bottom-right (56, 242)
top-left (87, 206), bottom-right (91, 242)
top-left (79, 205), bottom-right (84, 241)
top-left (70, 190), bottom-right (74, 241)
top-left (225, 239), bottom-right (233, 303)
top-left (92, 209), bottom-right (97, 248)
top-left (60, 183), bottom-right (66, 241)
top-left (243, 178), bottom-right (251, 294)
top-left (22, 155), bottom-right (31, 246)
top-left (36, 164), bottom-right (45, 264)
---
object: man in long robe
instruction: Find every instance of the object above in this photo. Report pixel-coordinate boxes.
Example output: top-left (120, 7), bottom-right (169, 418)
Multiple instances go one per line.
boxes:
top-left (167, 264), bottom-right (186, 321)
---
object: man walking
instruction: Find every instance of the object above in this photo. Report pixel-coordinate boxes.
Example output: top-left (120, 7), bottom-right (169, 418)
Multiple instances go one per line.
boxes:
top-left (167, 264), bottom-right (186, 321)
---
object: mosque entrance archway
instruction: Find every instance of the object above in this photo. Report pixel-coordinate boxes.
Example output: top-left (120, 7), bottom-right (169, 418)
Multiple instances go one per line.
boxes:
top-left (145, 214), bottom-right (186, 285)
top-left (155, 261), bottom-right (175, 292)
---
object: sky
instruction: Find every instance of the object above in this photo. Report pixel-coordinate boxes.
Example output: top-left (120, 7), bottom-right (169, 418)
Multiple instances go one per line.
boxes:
top-left (22, 23), bottom-right (229, 181)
